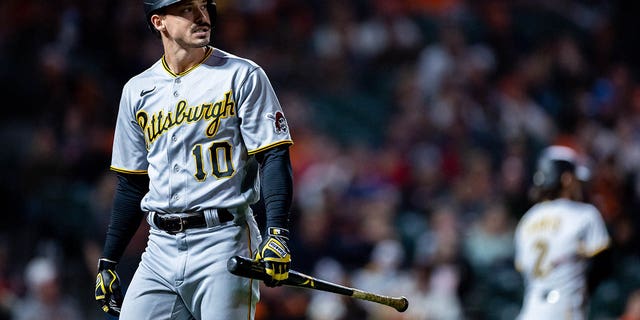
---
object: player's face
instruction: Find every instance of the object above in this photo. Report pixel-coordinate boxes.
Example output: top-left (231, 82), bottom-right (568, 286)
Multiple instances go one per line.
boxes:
top-left (158, 0), bottom-right (211, 48)
top-left (570, 178), bottom-right (584, 201)
top-left (560, 172), bottom-right (584, 201)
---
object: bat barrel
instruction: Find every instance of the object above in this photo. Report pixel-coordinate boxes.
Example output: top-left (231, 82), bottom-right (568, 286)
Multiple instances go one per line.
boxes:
top-left (351, 289), bottom-right (409, 312)
top-left (397, 297), bottom-right (409, 312)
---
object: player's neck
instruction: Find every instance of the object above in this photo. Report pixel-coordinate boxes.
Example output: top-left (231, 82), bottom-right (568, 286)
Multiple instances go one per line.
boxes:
top-left (162, 45), bottom-right (209, 75)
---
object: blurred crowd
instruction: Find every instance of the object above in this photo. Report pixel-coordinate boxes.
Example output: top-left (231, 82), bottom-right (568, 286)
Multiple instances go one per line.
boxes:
top-left (1, 0), bottom-right (640, 319)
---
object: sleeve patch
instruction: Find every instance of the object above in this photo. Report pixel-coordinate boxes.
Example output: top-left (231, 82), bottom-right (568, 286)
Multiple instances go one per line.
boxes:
top-left (266, 111), bottom-right (289, 135)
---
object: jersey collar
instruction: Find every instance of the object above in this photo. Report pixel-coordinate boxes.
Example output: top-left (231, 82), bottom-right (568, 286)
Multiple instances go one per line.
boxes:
top-left (161, 46), bottom-right (214, 78)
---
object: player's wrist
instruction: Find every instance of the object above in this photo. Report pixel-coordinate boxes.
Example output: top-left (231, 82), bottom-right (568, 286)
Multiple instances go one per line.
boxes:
top-left (98, 258), bottom-right (118, 271)
top-left (266, 227), bottom-right (289, 239)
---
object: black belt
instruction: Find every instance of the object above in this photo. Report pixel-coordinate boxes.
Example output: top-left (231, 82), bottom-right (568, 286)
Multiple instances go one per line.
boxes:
top-left (153, 209), bottom-right (234, 234)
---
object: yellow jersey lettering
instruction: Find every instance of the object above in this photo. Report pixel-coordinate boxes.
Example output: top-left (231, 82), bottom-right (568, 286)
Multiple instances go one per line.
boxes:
top-left (137, 90), bottom-right (237, 145)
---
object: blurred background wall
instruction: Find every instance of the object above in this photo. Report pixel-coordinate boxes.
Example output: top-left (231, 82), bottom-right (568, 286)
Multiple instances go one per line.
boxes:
top-left (1, 0), bottom-right (640, 319)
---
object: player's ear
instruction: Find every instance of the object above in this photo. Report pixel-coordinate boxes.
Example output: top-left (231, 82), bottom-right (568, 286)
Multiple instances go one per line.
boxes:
top-left (150, 14), bottom-right (166, 33)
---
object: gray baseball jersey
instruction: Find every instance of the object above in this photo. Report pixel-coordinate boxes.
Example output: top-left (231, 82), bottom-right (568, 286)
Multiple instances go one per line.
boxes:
top-left (111, 47), bottom-right (292, 320)
top-left (514, 199), bottom-right (610, 320)
top-left (110, 47), bottom-right (293, 213)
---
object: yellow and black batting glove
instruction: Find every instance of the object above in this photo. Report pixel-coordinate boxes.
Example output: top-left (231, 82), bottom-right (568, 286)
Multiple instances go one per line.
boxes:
top-left (254, 227), bottom-right (291, 287)
top-left (95, 258), bottom-right (123, 316)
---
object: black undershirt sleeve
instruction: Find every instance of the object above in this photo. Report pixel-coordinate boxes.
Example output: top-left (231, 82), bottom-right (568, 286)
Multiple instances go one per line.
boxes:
top-left (255, 145), bottom-right (293, 230)
top-left (101, 172), bottom-right (149, 262)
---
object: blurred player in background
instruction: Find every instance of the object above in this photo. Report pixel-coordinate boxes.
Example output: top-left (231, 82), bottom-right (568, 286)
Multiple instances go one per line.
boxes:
top-left (514, 145), bottom-right (611, 320)
top-left (13, 257), bottom-right (83, 320)
top-left (93, 0), bottom-right (294, 319)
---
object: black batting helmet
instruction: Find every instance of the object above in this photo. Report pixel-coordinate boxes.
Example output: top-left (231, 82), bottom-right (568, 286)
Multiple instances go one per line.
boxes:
top-left (143, 0), bottom-right (217, 34)
top-left (532, 145), bottom-right (590, 191)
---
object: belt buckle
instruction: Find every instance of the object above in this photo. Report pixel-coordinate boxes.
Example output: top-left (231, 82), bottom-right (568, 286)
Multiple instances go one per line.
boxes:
top-left (165, 217), bottom-right (185, 234)
top-left (175, 217), bottom-right (185, 233)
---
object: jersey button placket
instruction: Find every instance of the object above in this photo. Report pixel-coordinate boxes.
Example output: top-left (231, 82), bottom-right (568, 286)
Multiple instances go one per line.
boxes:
top-left (168, 76), bottom-right (184, 208)
top-left (173, 77), bottom-right (181, 97)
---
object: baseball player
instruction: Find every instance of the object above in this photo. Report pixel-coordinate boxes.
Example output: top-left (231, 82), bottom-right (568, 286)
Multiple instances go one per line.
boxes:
top-left (93, 1), bottom-right (294, 319)
top-left (514, 145), bottom-right (611, 320)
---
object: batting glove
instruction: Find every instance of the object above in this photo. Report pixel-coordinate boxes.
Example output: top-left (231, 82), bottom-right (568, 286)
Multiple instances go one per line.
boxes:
top-left (95, 258), bottom-right (123, 316)
top-left (255, 227), bottom-right (291, 287)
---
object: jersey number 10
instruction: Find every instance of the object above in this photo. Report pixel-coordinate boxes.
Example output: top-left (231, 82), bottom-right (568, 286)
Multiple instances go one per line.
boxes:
top-left (192, 141), bottom-right (235, 181)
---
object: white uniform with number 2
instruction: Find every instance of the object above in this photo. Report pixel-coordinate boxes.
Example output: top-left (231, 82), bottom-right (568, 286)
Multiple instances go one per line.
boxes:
top-left (110, 46), bottom-right (293, 320)
top-left (514, 199), bottom-right (610, 320)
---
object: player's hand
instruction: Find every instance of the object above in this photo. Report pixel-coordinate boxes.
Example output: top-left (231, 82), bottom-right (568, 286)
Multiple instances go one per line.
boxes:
top-left (95, 258), bottom-right (123, 316)
top-left (254, 227), bottom-right (291, 287)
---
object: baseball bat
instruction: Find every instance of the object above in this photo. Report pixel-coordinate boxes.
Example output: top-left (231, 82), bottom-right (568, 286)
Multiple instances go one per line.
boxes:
top-left (227, 255), bottom-right (409, 312)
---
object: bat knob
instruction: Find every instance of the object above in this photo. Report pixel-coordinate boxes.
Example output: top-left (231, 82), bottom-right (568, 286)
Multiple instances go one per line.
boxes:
top-left (398, 297), bottom-right (409, 312)
top-left (227, 256), bottom-right (240, 274)
top-left (227, 255), bottom-right (268, 281)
